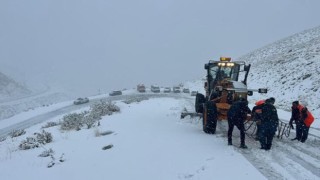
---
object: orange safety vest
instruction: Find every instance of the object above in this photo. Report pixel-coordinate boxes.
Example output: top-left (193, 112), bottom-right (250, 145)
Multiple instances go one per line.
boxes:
top-left (255, 99), bottom-right (265, 106)
top-left (297, 104), bottom-right (314, 127)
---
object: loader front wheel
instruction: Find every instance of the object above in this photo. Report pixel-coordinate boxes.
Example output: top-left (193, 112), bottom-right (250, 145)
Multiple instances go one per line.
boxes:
top-left (202, 102), bottom-right (217, 134)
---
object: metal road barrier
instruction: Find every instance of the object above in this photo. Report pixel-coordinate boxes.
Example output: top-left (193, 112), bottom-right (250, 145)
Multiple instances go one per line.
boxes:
top-left (244, 119), bottom-right (292, 139)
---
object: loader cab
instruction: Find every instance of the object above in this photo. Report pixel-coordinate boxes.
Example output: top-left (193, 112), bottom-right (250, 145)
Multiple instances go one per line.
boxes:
top-left (205, 57), bottom-right (249, 95)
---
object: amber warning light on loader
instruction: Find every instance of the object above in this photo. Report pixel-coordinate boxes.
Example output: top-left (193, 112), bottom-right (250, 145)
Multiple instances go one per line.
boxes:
top-left (220, 57), bottom-right (231, 61)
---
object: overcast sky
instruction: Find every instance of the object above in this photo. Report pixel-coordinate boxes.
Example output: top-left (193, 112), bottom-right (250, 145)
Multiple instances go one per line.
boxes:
top-left (1, 0), bottom-right (320, 97)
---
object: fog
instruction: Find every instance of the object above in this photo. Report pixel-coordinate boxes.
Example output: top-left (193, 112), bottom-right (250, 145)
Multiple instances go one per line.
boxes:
top-left (1, 0), bottom-right (320, 97)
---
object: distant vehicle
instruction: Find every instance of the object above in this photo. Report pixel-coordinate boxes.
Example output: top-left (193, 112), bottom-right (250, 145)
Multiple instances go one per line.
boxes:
top-left (164, 87), bottom-right (171, 93)
top-left (151, 85), bottom-right (160, 93)
top-left (191, 91), bottom-right (197, 96)
top-left (137, 84), bottom-right (146, 93)
top-left (173, 86), bottom-right (181, 93)
top-left (73, 97), bottom-right (89, 105)
top-left (109, 90), bottom-right (122, 96)
top-left (183, 88), bottom-right (190, 93)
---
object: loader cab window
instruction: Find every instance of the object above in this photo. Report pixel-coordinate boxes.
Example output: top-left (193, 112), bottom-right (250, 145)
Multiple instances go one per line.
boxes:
top-left (219, 67), bottom-right (232, 78)
top-left (231, 64), bottom-right (240, 81)
top-left (209, 66), bottom-right (219, 77)
top-left (209, 63), bottom-right (239, 81)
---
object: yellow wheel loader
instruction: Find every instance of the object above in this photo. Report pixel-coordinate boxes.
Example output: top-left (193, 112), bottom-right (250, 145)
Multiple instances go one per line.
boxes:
top-left (184, 57), bottom-right (267, 134)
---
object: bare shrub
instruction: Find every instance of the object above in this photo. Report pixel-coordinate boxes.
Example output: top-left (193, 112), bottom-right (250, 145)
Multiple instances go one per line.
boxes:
top-left (39, 148), bottom-right (54, 157)
top-left (19, 137), bottom-right (39, 150)
top-left (90, 100), bottom-right (112, 119)
top-left (9, 129), bottom-right (26, 138)
top-left (19, 130), bottom-right (53, 150)
top-left (42, 122), bottom-right (59, 129)
top-left (35, 130), bottom-right (53, 144)
top-left (59, 100), bottom-right (120, 131)
top-left (83, 113), bottom-right (98, 129)
top-left (106, 101), bottom-right (120, 113)
top-left (60, 112), bottom-right (86, 131)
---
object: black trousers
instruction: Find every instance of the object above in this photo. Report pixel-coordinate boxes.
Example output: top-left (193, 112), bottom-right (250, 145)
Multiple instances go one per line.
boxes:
top-left (259, 122), bottom-right (277, 149)
top-left (259, 127), bottom-right (275, 149)
top-left (296, 122), bottom-right (310, 142)
top-left (228, 118), bottom-right (245, 145)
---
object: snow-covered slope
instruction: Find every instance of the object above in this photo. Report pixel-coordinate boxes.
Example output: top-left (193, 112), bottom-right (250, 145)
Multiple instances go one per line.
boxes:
top-left (238, 25), bottom-right (320, 120)
top-left (0, 92), bottom-right (71, 120)
top-left (0, 72), bottom-right (71, 120)
top-left (0, 72), bottom-right (31, 99)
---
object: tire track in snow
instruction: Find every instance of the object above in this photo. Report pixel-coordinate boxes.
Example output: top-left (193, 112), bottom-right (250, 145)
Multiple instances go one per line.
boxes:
top-left (273, 140), bottom-right (320, 178)
top-left (175, 96), bottom-right (320, 179)
top-left (187, 118), bottom-right (320, 179)
top-left (216, 121), bottom-right (284, 180)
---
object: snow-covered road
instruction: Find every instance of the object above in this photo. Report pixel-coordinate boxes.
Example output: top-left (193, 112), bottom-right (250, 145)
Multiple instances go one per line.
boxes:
top-left (0, 93), bottom-right (186, 138)
top-left (0, 92), bottom-right (319, 180)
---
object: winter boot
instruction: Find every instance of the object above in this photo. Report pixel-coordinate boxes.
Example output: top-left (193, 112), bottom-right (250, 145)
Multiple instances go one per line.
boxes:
top-left (240, 144), bottom-right (248, 149)
top-left (265, 144), bottom-right (271, 150)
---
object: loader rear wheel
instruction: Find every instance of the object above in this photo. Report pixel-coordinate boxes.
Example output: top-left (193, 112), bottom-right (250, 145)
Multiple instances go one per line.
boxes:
top-left (202, 101), bottom-right (217, 134)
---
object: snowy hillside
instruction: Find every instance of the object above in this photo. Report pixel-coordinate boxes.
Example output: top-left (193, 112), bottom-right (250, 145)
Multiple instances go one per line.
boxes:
top-left (0, 71), bottom-right (71, 120)
top-left (0, 92), bottom-right (71, 120)
top-left (0, 72), bottom-right (31, 99)
top-left (239, 25), bottom-right (320, 121)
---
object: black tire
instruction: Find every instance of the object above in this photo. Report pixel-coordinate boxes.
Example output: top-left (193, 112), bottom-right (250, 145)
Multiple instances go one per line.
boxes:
top-left (202, 101), bottom-right (218, 134)
top-left (195, 93), bottom-right (205, 113)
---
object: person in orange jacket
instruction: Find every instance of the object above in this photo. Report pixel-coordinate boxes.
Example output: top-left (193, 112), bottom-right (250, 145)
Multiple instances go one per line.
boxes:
top-left (289, 101), bottom-right (314, 143)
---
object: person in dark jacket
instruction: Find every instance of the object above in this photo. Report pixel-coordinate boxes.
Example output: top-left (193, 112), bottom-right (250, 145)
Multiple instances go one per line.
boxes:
top-left (259, 98), bottom-right (279, 150)
top-left (252, 97), bottom-right (275, 140)
top-left (227, 98), bottom-right (251, 148)
top-left (289, 101), bottom-right (313, 143)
